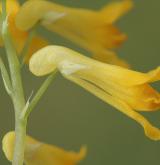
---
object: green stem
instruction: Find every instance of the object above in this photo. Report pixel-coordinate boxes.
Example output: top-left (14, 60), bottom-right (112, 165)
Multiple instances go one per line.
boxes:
top-left (0, 57), bottom-right (13, 97)
top-left (12, 119), bottom-right (27, 165)
top-left (22, 70), bottom-right (57, 119)
top-left (2, 1), bottom-right (26, 165)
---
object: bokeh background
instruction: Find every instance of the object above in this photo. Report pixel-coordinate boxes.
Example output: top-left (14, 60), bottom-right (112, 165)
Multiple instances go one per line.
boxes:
top-left (1, 0), bottom-right (160, 164)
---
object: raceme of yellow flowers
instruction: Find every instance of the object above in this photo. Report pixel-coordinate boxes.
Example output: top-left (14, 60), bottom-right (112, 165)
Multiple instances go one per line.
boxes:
top-left (1, 0), bottom-right (160, 165)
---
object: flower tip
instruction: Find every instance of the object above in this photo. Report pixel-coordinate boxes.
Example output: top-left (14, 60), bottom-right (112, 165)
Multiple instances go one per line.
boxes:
top-left (67, 145), bottom-right (87, 164)
top-left (101, 0), bottom-right (134, 24)
top-left (78, 146), bottom-right (87, 160)
top-left (144, 125), bottom-right (160, 141)
top-left (29, 46), bottom-right (57, 76)
top-left (2, 131), bottom-right (15, 161)
top-left (125, 0), bottom-right (134, 10)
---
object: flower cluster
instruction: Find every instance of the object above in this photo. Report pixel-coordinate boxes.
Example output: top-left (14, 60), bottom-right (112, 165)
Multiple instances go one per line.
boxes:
top-left (1, 0), bottom-right (160, 165)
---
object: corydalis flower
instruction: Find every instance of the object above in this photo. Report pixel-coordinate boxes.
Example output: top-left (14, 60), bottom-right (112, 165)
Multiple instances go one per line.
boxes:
top-left (15, 0), bottom-right (133, 67)
top-left (29, 45), bottom-right (160, 140)
top-left (2, 132), bottom-right (86, 165)
top-left (0, 0), bottom-right (48, 61)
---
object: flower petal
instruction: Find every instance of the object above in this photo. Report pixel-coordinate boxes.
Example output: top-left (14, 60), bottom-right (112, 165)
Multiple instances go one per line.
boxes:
top-left (25, 37), bottom-right (48, 62)
top-left (16, 0), bottom-right (132, 65)
top-left (73, 65), bottom-right (160, 111)
top-left (93, 50), bottom-right (130, 68)
top-left (65, 75), bottom-right (160, 141)
top-left (100, 0), bottom-right (133, 23)
top-left (29, 46), bottom-right (160, 86)
top-left (2, 132), bottom-right (86, 165)
top-left (29, 46), bottom-right (160, 140)
top-left (15, 0), bottom-right (128, 49)
top-left (0, 0), bottom-right (23, 46)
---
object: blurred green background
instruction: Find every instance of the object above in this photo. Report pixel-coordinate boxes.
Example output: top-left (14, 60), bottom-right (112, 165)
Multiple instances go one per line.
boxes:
top-left (1, 0), bottom-right (160, 164)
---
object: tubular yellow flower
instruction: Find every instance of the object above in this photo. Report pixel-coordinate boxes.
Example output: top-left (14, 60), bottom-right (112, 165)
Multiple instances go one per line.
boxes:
top-left (15, 0), bottom-right (133, 67)
top-left (0, 0), bottom-right (48, 62)
top-left (2, 131), bottom-right (86, 165)
top-left (29, 45), bottom-right (160, 140)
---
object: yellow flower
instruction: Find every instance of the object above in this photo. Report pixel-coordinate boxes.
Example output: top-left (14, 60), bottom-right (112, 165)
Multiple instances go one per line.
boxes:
top-left (29, 45), bottom-right (160, 140)
top-left (15, 0), bottom-right (133, 67)
top-left (2, 131), bottom-right (86, 165)
top-left (0, 0), bottom-right (48, 62)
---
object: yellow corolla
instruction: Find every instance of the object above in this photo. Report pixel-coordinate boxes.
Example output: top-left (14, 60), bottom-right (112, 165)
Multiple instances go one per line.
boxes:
top-left (15, 0), bottom-right (133, 67)
top-left (2, 131), bottom-right (86, 165)
top-left (0, 0), bottom-right (48, 62)
top-left (29, 45), bottom-right (160, 140)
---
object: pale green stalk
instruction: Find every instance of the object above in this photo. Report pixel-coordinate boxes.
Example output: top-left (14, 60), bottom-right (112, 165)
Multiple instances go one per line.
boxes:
top-left (22, 70), bottom-right (58, 119)
top-left (0, 57), bottom-right (12, 97)
top-left (1, 1), bottom-right (26, 165)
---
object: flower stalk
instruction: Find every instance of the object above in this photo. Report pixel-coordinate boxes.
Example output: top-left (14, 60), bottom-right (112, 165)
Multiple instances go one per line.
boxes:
top-left (0, 57), bottom-right (12, 97)
top-left (22, 70), bottom-right (57, 119)
top-left (1, 0), bottom-right (27, 165)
